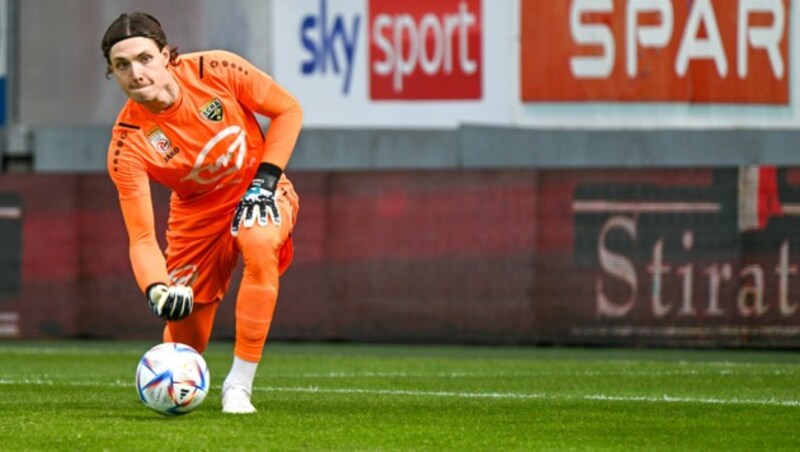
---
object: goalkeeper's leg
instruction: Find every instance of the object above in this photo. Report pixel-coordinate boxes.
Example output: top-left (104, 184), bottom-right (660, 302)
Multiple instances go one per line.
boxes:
top-left (163, 300), bottom-right (220, 353)
top-left (223, 194), bottom-right (294, 414)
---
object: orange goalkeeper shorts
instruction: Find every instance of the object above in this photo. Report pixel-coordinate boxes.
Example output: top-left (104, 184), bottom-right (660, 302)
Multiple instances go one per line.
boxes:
top-left (163, 178), bottom-right (299, 304)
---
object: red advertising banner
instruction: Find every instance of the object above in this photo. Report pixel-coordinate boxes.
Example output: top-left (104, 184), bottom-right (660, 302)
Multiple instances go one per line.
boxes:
top-left (4, 168), bottom-right (800, 347)
top-left (540, 166), bottom-right (800, 348)
top-left (369, 0), bottom-right (482, 100)
top-left (521, 0), bottom-right (790, 103)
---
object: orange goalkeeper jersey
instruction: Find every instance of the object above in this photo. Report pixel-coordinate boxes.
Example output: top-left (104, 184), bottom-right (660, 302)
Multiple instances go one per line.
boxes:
top-left (107, 50), bottom-right (302, 291)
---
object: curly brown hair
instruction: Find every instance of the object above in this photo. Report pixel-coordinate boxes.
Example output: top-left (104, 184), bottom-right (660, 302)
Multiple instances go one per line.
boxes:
top-left (101, 12), bottom-right (179, 78)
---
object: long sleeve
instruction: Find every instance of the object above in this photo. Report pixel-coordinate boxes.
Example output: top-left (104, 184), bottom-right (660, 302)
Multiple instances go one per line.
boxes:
top-left (119, 194), bottom-right (170, 292)
top-left (215, 50), bottom-right (303, 171)
top-left (255, 81), bottom-right (303, 170)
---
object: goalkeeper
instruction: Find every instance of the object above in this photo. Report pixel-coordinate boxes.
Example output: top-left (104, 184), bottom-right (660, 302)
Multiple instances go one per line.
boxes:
top-left (101, 12), bottom-right (302, 414)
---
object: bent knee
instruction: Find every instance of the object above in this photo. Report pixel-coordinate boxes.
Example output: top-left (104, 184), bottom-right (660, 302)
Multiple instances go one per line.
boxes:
top-left (237, 224), bottom-right (284, 252)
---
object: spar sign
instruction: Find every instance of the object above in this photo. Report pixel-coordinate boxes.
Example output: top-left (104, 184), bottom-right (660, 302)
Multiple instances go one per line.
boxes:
top-left (296, 0), bottom-right (482, 100)
top-left (521, 0), bottom-right (790, 103)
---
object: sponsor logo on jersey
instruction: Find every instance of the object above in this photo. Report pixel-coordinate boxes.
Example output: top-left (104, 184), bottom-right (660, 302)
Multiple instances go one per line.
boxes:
top-left (181, 125), bottom-right (247, 185)
top-left (146, 127), bottom-right (171, 154)
top-left (169, 264), bottom-right (199, 287)
top-left (201, 98), bottom-right (224, 122)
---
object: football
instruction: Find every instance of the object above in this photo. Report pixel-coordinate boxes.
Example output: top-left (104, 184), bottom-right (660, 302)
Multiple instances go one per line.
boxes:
top-left (135, 342), bottom-right (210, 415)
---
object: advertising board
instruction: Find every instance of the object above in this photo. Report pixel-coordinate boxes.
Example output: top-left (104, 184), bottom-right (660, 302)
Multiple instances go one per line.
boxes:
top-left (272, 0), bottom-right (512, 128)
top-left (522, 0), bottom-right (790, 104)
top-left (518, 0), bottom-right (798, 129)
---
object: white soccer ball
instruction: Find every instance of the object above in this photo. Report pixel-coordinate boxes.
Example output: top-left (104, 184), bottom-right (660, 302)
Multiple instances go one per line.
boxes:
top-left (135, 342), bottom-right (210, 415)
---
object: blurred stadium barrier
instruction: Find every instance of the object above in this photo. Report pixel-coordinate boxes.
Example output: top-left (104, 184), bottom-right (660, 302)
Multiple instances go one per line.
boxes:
top-left (2, 168), bottom-right (800, 348)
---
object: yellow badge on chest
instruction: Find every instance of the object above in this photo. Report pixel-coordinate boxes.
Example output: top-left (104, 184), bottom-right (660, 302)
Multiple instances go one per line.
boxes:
top-left (201, 98), bottom-right (224, 122)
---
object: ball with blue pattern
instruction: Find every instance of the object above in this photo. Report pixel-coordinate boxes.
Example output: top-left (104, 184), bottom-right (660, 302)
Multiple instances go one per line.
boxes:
top-left (135, 342), bottom-right (210, 415)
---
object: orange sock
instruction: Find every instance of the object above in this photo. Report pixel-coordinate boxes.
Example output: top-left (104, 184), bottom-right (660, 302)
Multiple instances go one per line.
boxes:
top-left (234, 223), bottom-right (283, 362)
top-left (234, 281), bottom-right (278, 362)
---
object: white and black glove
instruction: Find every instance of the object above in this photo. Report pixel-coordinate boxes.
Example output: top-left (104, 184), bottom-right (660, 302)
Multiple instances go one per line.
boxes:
top-left (231, 163), bottom-right (282, 236)
top-left (146, 283), bottom-right (193, 321)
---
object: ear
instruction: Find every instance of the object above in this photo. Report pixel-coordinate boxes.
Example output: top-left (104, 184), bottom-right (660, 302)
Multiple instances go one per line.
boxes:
top-left (161, 45), bottom-right (171, 64)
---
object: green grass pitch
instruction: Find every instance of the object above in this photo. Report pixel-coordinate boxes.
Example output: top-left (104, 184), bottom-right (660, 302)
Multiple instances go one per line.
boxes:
top-left (0, 341), bottom-right (798, 451)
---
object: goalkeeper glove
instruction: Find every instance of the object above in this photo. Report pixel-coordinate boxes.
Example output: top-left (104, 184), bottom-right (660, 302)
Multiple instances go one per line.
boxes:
top-left (231, 162), bottom-right (282, 236)
top-left (146, 283), bottom-right (193, 321)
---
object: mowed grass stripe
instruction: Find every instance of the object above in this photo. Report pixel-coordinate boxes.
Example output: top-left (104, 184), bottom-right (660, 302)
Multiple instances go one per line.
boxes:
top-left (2, 342), bottom-right (799, 450)
top-left (2, 377), bottom-right (799, 407)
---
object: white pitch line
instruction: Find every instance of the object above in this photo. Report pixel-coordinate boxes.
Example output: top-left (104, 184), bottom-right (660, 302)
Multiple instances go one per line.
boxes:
top-left (583, 394), bottom-right (800, 407)
top-left (0, 347), bottom-right (142, 356)
top-left (0, 378), bottom-right (798, 408)
top-left (258, 385), bottom-right (547, 400)
top-left (266, 368), bottom-right (799, 378)
top-left (257, 386), bottom-right (800, 407)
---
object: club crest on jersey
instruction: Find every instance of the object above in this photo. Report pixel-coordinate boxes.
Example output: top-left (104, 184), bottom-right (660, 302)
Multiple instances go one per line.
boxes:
top-left (146, 127), bottom-right (171, 154)
top-left (201, 98), bottom-right (224, 122)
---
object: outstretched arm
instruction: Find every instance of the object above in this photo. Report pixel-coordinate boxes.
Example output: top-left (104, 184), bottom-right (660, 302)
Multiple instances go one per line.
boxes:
top-left (119, 194), bottom-right (169, 292)
top-left (119, 194), bottom-right (194, 321)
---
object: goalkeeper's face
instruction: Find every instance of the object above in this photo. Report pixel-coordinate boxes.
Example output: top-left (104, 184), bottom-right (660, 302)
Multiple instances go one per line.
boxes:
top-left (108, 37), bottom-right (173, 105)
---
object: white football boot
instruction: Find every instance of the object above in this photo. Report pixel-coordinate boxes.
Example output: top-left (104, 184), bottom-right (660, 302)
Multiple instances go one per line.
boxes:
top-left (221, 381), bottom-right (257, 414)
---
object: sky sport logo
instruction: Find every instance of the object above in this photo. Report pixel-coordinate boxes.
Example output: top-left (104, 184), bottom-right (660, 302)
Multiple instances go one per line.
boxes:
top-left (369, 0), bottom-right (482, 100)
top-left (299, 0), bottom-right (482, 100)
